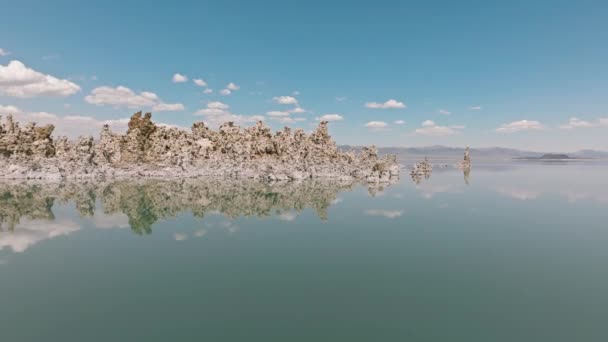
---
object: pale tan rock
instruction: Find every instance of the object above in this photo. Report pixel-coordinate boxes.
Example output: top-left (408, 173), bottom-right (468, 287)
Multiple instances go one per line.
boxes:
top-left (0, 112), bottom-right (400, 181)
top-left (459, 146), bottom-right (472, 170)
top-left (410, 157), bottom-right (433, 183)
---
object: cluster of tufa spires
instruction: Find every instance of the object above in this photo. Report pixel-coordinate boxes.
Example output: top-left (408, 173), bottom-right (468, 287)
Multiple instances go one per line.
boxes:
top-left (0, 112), bottom-right (399, 181)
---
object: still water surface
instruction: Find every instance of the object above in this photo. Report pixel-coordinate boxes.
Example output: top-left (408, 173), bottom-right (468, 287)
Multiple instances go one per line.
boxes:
top-left (1, 163), bottom-right (607, 341)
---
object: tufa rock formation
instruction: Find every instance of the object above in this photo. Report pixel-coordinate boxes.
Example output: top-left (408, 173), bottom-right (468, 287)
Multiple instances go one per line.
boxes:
top-left (410, 157), bottom-right (433, 184)
top-left (458, 146), bottom-right (471, 170)
top-left (0, 112), bottom-right (399, 181)
top-left (459, 146), bottom-right (472, 185)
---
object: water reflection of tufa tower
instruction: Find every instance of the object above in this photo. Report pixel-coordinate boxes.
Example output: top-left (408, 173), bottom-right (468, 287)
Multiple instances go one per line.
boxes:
top-left (460, 147), bottom-right (471, 185)
top-left (459, 146), bottom-right (471, 170)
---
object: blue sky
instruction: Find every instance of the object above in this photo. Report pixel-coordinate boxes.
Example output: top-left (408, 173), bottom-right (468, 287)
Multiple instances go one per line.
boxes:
top-left (1, 0), bottom-right (607, 151)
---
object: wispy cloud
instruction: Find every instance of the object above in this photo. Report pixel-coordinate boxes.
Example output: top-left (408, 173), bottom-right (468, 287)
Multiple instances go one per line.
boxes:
top-left (365, 99), bottom-right (406, 109)
top-left (415, 120), bottom-right (463, 136)
top-left (394, 120), bottom-right (406, 125)
top-left (316, 114), bottom-right (344, 122)
top-left (439, 109), bottom-right (451, 115)
top-left (365, 121), bottom-right (388, 129)
top-left (469, 105), bottom-right (482, 110)
top-left (559, 117), bottom-right (608, 129)
top-left (194, 229), bottom-right (207, 238)
top-left (153, 103), bottom-right (185, 111)
top-left (272, 117), bottom-right (306, 124)
top-left (495, 186), bottom-right (540, 201)
top-left (266, 111), bottom-right (290, 117)
top-left (496, 120), bottom-right (544, 133)
top-left (0, 48), bottom-right (9, 56)
top-left (174, 233), bottom-right (188, 241)
top-left (365, 209), bottom-right (403, 219)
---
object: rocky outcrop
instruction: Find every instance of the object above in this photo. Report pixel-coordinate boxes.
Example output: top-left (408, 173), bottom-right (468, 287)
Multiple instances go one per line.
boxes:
top-left (0, 112), bottom-right (399, 182)
top-left (0, 116), bottom-right (56, 158)
top-left (459, 146), bottom-right (471, 170)
top-left (410, 157), bottom-right (432, 184)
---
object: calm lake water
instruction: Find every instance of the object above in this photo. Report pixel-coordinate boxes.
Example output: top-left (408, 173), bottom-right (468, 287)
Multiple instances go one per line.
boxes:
top-left (1, 163), bottom-right (607, 341)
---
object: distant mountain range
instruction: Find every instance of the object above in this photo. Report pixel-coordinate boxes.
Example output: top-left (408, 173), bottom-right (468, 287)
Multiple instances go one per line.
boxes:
top-left (339, 145), bottom-right (608, 162)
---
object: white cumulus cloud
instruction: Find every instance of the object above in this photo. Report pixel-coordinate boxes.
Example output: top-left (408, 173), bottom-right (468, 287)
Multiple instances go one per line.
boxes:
top-left (208, 101), bottom-right (229, 110)
top-left (226, 82), bottom-right (240, 91)
top-left (365, 121), bottom-right (388, 129)
top-left (220, 82), bottom-right (240, 95)
top-left (317, 114), bottom-right (344, 122)
top-left (0, 60), bottom-right (80, 98)
top-left (496, 120), bottom-right (544, 133)
top-left (85, 86), bottom-right (184, 112)
top-left (193, 78), bottom-right (207, 87)
top-left (273, 96), bottom-right (298, 105)
top-left (289, 107), bottom-right (306, 114)
top-left (394, 120), bottom-right (406, 125)
top-left (365, 99), bottom-right (406, 109)
top-left (172, 73), bottom-right (188, 83)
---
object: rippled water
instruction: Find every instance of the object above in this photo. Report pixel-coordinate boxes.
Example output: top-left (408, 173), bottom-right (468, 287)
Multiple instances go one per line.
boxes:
top-left (1, 164), bottom-right (607, 341)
